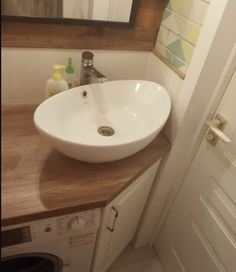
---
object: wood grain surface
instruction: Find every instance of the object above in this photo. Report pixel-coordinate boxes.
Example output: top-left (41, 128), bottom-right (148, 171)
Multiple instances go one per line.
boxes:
top-left (2, 0), bottom-right (168, 51)
top-left (2, 105), bottom-right (170, 226)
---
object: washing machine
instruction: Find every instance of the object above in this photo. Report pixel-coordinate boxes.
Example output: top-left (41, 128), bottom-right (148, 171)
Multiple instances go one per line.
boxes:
top-left (1, 209), bottom-right (101, 272)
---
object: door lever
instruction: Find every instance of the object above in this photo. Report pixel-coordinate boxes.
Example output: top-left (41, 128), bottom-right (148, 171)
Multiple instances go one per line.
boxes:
top-left (206, 114), bottom-right (231, 145)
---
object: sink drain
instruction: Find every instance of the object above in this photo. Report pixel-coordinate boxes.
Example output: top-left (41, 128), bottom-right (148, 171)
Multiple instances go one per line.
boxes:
top-left (98, 126), bottom-right (115, 136)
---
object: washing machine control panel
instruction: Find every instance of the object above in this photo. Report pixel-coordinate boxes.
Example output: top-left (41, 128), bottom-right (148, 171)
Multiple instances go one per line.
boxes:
top-left (67, 216), bottom-right (86, 232)
top-left (2, 209), bottom-right (100, 248)
top-left (2, 226), bottom-right (32, 248)
top-left (57, 211), bottom-right (97, 234)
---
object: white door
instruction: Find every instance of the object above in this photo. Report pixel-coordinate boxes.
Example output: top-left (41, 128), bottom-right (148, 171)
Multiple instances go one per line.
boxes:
top-left (156, 69), bottom-right (236, 270)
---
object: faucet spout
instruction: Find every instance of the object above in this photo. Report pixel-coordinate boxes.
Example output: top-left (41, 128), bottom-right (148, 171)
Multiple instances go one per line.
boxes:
top-left (80, 51), bottom-right (107, 85)
top-left (87, 67), bottom-right (107, 83)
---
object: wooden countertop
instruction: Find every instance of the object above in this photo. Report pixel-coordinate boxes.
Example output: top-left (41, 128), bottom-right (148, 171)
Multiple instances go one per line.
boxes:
top-left (2, 105), bottom-right (171, 226)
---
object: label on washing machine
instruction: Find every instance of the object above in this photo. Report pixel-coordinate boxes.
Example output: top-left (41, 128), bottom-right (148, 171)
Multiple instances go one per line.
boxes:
top-left (56, 209), bottom-right (100, 234)
top-left (68, 231), bottom-right (96, 248)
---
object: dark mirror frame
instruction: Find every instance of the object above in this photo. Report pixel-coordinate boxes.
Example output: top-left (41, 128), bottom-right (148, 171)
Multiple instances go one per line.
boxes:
top-left (1, 0), bottom-right (139, 28)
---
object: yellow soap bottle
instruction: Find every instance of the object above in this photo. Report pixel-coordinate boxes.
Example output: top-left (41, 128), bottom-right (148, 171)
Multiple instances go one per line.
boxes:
top-left (45, 64), bottom-right (69, 99)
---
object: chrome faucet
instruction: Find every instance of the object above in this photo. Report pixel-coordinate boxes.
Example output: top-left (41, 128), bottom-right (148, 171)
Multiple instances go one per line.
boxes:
top-left (80, 51), bottom-right (107, 85)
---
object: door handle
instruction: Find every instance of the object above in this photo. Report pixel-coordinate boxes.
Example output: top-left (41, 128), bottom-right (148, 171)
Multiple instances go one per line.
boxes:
top-left (206, 114), bottom-right (231, 145)
top-left (206, 123), bottom-right (231, 143)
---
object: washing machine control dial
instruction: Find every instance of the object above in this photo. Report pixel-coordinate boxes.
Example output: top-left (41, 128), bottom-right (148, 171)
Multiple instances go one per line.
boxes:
top-left (67, 216), bottom-right (86, 232)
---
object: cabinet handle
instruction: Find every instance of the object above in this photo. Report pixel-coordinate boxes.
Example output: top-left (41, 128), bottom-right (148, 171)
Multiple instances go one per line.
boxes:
top-left (107, 207), bottom-right (119, 232)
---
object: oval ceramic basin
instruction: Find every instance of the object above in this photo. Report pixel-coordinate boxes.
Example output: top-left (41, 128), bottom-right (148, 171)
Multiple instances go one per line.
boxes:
top-left (34, 80), bottom-right (171, 163)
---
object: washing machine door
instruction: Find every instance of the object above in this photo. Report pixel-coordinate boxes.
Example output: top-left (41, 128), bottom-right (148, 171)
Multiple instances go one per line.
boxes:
top-left (1, 253), bottom-right (63, 272)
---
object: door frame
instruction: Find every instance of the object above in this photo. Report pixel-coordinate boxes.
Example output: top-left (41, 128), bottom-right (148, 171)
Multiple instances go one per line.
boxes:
top-left (149, 0), bottom-right (236, 245)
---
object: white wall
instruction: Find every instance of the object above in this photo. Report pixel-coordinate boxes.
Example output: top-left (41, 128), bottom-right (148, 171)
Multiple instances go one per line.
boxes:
top-left (2, 48), bottom-right (149, 105)
top-left (145, 54), bottom-right (184, 142)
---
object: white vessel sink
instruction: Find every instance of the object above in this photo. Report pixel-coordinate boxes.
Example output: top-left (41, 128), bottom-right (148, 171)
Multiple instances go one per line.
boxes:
top-left (34, 80), bottom-right (171, 163)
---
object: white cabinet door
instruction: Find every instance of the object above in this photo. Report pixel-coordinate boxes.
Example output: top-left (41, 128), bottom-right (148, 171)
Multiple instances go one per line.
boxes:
top-left (93, 160), bottom-right (161, 272)
top-left (156, 66), bottom-right (236, 270)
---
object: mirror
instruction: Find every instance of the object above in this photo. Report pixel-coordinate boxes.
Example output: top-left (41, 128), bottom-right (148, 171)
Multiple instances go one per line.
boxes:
top-left (1, 0), bottom-right (138, 27)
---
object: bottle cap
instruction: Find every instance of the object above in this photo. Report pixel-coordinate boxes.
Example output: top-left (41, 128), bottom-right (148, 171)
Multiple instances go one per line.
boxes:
top-left (52, 64), bottom-right (65, 81)
top-left (66, 57), bottom-right (74, 74)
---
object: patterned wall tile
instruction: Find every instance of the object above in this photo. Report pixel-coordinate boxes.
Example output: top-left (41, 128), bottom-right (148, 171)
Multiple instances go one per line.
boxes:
top-left (162, 9), bottom-right (172, 20)
top-left (167, 36), bottom-right (185, 62)
top-left (174, 14), bottom-right (200, 44)
top-left (156, 41), bottom-right (187, 74)
top-left (157, 26), bottom-right (170, 46)
top-left (161, 9), bottom-right (177, 33)
top-left (169, 0), bottom-right (209, 25)
top-left (155, 0), bottom-right (210, 77)
top-left (180, 39), bottom-right (195, 64)
top-left (162, 12), bottom-right (200, 45)
top-left (155, 42), bottom-right (166, 57)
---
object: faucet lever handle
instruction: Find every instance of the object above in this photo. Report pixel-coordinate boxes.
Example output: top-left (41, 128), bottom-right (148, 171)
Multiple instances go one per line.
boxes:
top-left (82, 51), bottom-right (94, 60)
top-left (82, 51), bottom-right (94, 68)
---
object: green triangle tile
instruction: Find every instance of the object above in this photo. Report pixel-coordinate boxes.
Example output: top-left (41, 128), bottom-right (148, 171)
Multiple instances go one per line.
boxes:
top-left (167, 39), bottom-right (185, 62)
top-left (173, 57), bottom-right (185, 68)
top-left (165, 50), bottom-right (174, 64)
top-left (162, 9), bottom-right (172, 21)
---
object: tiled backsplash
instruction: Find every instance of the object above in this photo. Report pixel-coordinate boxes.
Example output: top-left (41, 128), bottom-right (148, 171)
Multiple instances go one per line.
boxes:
top-left (155, 0), bottom-right (211, 77)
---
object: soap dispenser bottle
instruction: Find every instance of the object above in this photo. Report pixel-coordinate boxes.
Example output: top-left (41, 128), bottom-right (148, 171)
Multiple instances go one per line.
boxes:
top-left (65, 57), bottom-right (76, 89)
top-left (45, 64), bottom-right (69, 98)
